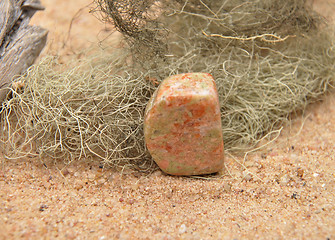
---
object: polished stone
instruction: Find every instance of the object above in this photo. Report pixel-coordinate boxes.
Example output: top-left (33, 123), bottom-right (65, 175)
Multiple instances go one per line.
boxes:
top-left (144, 73), bottom-right (224, 175)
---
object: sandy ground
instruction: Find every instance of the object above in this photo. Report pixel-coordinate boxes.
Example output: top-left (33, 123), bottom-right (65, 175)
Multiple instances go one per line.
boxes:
top-left (1, 0), bottom-right (335, 239)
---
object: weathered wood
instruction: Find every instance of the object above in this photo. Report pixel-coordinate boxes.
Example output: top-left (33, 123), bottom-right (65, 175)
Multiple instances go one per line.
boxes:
top-left (0, 0), bottom-right (47, 104)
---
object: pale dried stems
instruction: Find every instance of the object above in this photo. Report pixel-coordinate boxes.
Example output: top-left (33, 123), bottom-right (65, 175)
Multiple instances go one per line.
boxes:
top-left (0, 50), bottom-right (157, 171)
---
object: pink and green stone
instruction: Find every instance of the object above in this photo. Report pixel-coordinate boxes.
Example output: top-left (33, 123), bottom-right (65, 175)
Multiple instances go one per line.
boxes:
top-left (144, 73), bottom-right (224, 175)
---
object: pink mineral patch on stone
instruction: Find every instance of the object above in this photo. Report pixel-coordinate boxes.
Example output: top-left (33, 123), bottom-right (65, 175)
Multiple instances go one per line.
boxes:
top-left (144, 73), bottom-right (224, 175)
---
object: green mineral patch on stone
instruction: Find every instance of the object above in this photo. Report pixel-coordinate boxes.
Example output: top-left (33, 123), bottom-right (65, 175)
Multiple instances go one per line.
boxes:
top-left (165, 160), bottom-right (196, 176)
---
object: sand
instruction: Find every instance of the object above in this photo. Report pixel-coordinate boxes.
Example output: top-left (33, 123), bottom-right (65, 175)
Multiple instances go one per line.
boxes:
top-left (1, 0), bottom-right (335, 239)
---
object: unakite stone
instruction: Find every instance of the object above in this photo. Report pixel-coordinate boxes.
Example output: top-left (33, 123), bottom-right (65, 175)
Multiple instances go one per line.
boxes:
top-left (144, 73), bottom-right (224, 175)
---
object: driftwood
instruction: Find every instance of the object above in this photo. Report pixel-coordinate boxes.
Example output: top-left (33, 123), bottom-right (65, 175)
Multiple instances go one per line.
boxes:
top-left (0, 0), bottom-right (47, 104)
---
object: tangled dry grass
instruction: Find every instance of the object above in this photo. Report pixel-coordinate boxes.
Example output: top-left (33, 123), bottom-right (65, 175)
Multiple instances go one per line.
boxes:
top-left (0, 50), bottom-right (157, 170)
top-left (95, 0), bottom-right (335, 150)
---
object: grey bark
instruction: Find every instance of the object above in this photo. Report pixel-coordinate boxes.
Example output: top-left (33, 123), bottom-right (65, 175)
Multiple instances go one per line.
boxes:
top-left (0, 0), bottom-right (47, 104)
